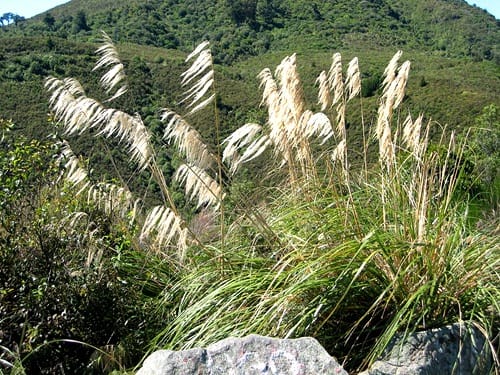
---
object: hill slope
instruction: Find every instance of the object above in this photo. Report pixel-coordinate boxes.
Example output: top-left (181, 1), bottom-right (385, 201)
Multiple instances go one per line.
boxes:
top-left (0, 0), bottom-right (498, 143)
top-left (3, 0), bottom-right (499, 63)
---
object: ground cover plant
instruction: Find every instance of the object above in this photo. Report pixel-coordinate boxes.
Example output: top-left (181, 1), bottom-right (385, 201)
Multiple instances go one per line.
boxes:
top-left (1, 32), bottom-right (498, 373)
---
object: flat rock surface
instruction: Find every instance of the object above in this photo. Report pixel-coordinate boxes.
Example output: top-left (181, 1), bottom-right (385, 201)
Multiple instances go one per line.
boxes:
top-left (136, 334), bottom-right (348, 375)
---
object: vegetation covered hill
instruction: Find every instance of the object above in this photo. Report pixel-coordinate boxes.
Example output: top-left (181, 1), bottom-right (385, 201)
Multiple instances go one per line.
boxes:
top-left (8, 0), bottom-right (500, 62)
top-left (0, 0), bottom-right (498, 130)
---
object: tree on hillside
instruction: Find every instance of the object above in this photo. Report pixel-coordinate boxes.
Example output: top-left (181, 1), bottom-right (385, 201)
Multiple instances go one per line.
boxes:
top-left (12, 14), bottom-right (25, 26)
top-left (256, 0), bottom-right (283, 28)
top-left (43, 13), bottom-right (55, 30)
top-left (226, 0), bottom-right (257, 26)
top-left (73, 10), bottom-right (90, 33)
top-left (0, 12), bottom-right (24, 26)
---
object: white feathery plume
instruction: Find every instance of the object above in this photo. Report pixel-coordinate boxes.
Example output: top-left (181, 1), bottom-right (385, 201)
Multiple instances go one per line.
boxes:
top-left (238, 135), bottom-right (271, 167)
top-left (58, 141), bottom-right (90, 194)
top-left (382, 50), bottom-right (403, 90)
top-left (184, 41), bottom-right (211, 67)
top-left (325, 53), bottom-right (348, 139)
top-left (376, 52), bottom-right (411, 166)
top-left (180, 41), bottom-right (214, 115)
top-left (378, 119), bottom-right (395, 165)
top-left (258, 68), bottom-right (279, 108)
top-left (385, 60), bottom-right (411, 111)
top-left (331, 139), bottom-right (347, 163)
top-left (275, 53), bottom-right (305, 123)
top-left (346, 57), bottom-right (361, 101)
top-left (258, 67), bottom-right (284, 152)
top-left (174, 164), bottom-right (224, 209)
top-left (222, 123), bottom-right (271, 174)
top-left (328, 52), bottom-right (344, 106)
top-left (161, 110), bottom-right (216, 170)
top-left (403, 113), bottom-right (424, 153)
top-left (88, 182), bottom-right (134, 218)
top-left (92, 109), bottom-right (152, 170)
top-left (93, 31), bottom-right (127, 101)
top-left (140, 205), bottom-right (188, 254)
top-left (46, 77), bottom-right (153, 170)
top-left (316, 70), bottom-right (331, 111)
top-left (222, 123), bottom-right (262, 164)
top-left (303, 112), bottom-right (334, 145)
top-left (58, 142), bottom-right (136, 219)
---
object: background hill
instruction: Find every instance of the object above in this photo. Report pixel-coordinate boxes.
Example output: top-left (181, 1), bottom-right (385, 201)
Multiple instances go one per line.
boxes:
top-left (0, 0), bottom-right (498, 157)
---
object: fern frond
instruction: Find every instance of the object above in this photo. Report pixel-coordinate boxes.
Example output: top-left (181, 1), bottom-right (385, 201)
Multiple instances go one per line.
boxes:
top-left (93, 31), bottom-right (127, 101)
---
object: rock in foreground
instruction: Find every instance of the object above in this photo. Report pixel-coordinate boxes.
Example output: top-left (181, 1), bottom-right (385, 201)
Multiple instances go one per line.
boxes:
top-left (136, 334), bottom-right (348, 375)
top-left (361, 323), bottom-right (493, 375)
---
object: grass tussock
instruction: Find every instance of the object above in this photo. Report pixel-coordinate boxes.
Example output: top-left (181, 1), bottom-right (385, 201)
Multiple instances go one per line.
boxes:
top-left (39, 35), bottom-right (500, 373)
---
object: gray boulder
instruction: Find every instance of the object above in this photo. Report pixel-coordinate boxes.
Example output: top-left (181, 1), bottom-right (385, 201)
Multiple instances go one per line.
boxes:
top-left (360, 323), bottom-right (493, 375)
top-left (136, 334), bottom-right (348, 375)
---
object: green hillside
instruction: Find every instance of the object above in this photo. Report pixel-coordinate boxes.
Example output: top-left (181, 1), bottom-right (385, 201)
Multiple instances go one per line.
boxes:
top-left (0, 2), bottom-right (499, 373)
top-left (0, 0), bottom-right (497, 196)
top-left (0, 0), bottom-right (498, 132)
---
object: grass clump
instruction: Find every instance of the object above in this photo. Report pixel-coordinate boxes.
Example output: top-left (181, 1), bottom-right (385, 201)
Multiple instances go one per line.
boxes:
top-left (7, 33), bottom-right (497, 373)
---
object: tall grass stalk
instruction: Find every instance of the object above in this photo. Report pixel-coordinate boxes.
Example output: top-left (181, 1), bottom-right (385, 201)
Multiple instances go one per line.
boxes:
top-left (46, 36), bottom-right (498, 372)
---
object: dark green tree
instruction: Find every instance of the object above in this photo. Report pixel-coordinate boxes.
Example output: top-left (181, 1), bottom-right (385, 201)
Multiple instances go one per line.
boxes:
top-left (226, 0), bottom-right (257, 26)
top-left (73, 10), bottom-right (90, 33)
top-left (12, 14), bottom-right (25, 25)
top-left (1, 12), bottom-right (15, 26)
top-left (43, 12), bottom-right (55, 30)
